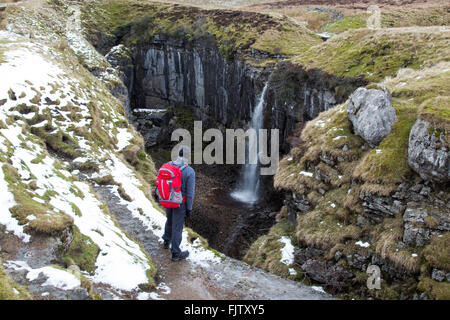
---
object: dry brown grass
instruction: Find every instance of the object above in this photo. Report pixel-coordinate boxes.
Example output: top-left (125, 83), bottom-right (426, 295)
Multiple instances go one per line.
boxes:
top-left (297, 213), bottom-right (361, 251)
top-left (422, 233), bottom-right (450, 272)
top-left (275, 103), bottom-right (365, 195)
top-left (372, 215), bottom-right (421, 274)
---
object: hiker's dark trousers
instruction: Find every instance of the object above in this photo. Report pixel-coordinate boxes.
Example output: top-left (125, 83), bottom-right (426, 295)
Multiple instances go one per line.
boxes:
top-left (162, 203), bottom-right (186, 255)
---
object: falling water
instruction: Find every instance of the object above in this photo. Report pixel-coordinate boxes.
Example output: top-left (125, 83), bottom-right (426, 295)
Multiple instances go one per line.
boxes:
top-left (231, 83), bottom-right (269, 204)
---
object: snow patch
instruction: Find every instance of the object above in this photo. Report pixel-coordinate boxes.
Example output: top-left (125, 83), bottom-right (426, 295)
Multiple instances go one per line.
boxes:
top-left (279, 236), bottom-right (295, 266)
top-left (299, 171), bottom-right (313, 177)
top-left (116, 128), bottom-right (134, 151)
top-left (355, 241), bottom-right (370, 248)
top-left (311, 286), bottom-right (326, 294)
top-left (5, 261), bottom-right (80, 290)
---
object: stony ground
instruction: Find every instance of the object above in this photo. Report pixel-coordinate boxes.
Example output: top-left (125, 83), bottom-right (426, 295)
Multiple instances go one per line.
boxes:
top-left (94, 185), bottom-right (332, 300)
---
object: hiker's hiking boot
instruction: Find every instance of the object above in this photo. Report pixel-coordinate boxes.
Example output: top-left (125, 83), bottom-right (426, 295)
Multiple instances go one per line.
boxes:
top-left (163, 240), bottom-right (170, 249)
top-left (171, 250), bottom-right (189, 262)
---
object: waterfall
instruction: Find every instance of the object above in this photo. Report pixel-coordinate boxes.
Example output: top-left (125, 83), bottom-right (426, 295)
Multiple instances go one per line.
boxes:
top-left (231, 83), bottom-right (269, 204)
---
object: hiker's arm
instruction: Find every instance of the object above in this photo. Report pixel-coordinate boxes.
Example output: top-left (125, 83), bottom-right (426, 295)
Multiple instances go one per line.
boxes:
top-left (186, 170), bottom-right (195, 211)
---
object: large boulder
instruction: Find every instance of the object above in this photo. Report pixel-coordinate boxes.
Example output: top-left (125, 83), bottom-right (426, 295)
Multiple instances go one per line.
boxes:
top-left (408, 118), bottom-right (449, 183)
top-left (347, 87), bottom-right (397, 147)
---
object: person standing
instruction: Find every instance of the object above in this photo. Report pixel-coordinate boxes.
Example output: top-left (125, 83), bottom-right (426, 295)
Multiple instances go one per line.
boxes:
top-left (161, 145), bottom-right (195, 261)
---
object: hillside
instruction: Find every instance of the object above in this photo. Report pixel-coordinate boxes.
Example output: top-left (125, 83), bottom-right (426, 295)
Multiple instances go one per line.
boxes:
top-left (0, 0), bottom-right (449, 300)
top-left (244, 21), bottom-right (449, 300)
top-left (0, 0), bottom-right (332, 300)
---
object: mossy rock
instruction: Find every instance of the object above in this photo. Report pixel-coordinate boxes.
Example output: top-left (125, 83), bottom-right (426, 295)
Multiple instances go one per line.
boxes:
top-left (418, 277), bottom-right (450, 300)
top-left (244, 214), bottom-right (297, 278)
top-left (0, 261), bottom-right (32, 300)
top-left (64, 226), bottom-right (100, 275)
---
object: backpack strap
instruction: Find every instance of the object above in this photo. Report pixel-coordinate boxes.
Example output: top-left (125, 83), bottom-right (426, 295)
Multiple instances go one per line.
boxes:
top-left (179, 162), bottom-right (188, 172)
top-left (169, 161), bottom-right (189, 172)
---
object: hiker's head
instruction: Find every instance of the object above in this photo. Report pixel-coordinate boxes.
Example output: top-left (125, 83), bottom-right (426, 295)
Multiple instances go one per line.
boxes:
top-left (178, 145), bottom-right (191, 160)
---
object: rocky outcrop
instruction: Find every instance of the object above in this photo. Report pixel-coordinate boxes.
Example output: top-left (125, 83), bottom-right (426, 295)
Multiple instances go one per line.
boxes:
top-left (347, 87), bottom-right (396, 147)
top-left (111, 40), bottom-right (365, 151)
top-left (284, 192), bottom-right (310, 225)
top-left (300, 259), bottom-right (353, 290)
top-left (268, 63), bottom-right (365, 152)
top-left (431, 269), bottom-right (450, 282)
top-left (402, 203), bottom-right (450, 247)
top-left (268, 85), bottom-right (339, 153)
top-left (130, 36), bottom-right (268, 125)
top-left (408, 119), bottom-right (449, 183)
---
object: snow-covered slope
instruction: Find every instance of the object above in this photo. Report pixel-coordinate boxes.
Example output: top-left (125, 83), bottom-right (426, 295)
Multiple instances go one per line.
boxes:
top-left (0, 2), bottom-right (220, 300)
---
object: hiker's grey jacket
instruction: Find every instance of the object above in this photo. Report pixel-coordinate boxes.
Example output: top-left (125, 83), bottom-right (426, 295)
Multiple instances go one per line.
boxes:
top-left (172, 157), bottom-right (195, 211)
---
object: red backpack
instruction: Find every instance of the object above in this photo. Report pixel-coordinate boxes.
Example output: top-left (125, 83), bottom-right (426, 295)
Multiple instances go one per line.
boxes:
top-left (155, 162), bottom-right (188, 208)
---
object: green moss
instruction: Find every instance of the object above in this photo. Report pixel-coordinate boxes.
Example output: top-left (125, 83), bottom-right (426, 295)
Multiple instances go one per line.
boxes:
top-left (84, 101), bottom-right (118, 150)
top-left (244, 211), bottom-right (297, 278)
top-left (0, 262), bottom-right (32, 300)
top-left (64, 226), bottom-right (100, 275)
top-left (275, 104), bottom-right (365, 196)
top-left (42, 189), bottom-right (58, 202)
top-left (353, 100), bottom-right (417, 191)
top-left (69, 186), bottom-right (85, 199)
top-left (31, 153), bottom-right (46, 164)
top-left (321, 16), bottom-right (366, 34)
top-left (70, 202), bottom-right (82, 217)
top-left (31, 126), bottom-right (82, 160)
top-left (3, 164), bottom-right (73, 235)
top-left (418, 277), bottom-right (450, 300)
top-left (293, 28), bottom-right (449, 82)
top-left (419, 96), bottom-right (450, 146)
top-left (296, 196), bottom-right (361, 251)
top-left (372, 215), bottom-right (421, 274)
top-left (80, 0), bottom-right (318, 58)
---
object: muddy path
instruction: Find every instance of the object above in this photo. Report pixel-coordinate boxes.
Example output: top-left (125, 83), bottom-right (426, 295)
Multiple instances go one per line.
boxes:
top-left (94, 185), bottom-right (333, 300)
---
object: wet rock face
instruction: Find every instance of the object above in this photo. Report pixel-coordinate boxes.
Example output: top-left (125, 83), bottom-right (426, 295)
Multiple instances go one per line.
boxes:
top-left (408, 119), bottom-right (449, 183)
top-left (131, 37), bottom-right (266, 126)
top-left (120, 37), bottom-right (365, 152)
top-left (347, 87), bottom-right (396, 147)
top-left (271, 87), bottom-right (339, 153)
top-left (266, 64), bottom-right (361, 153)
top-left (294, 247), bottom-right (323, 266)
top-left (284, 192), bottom-right (310, 225)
